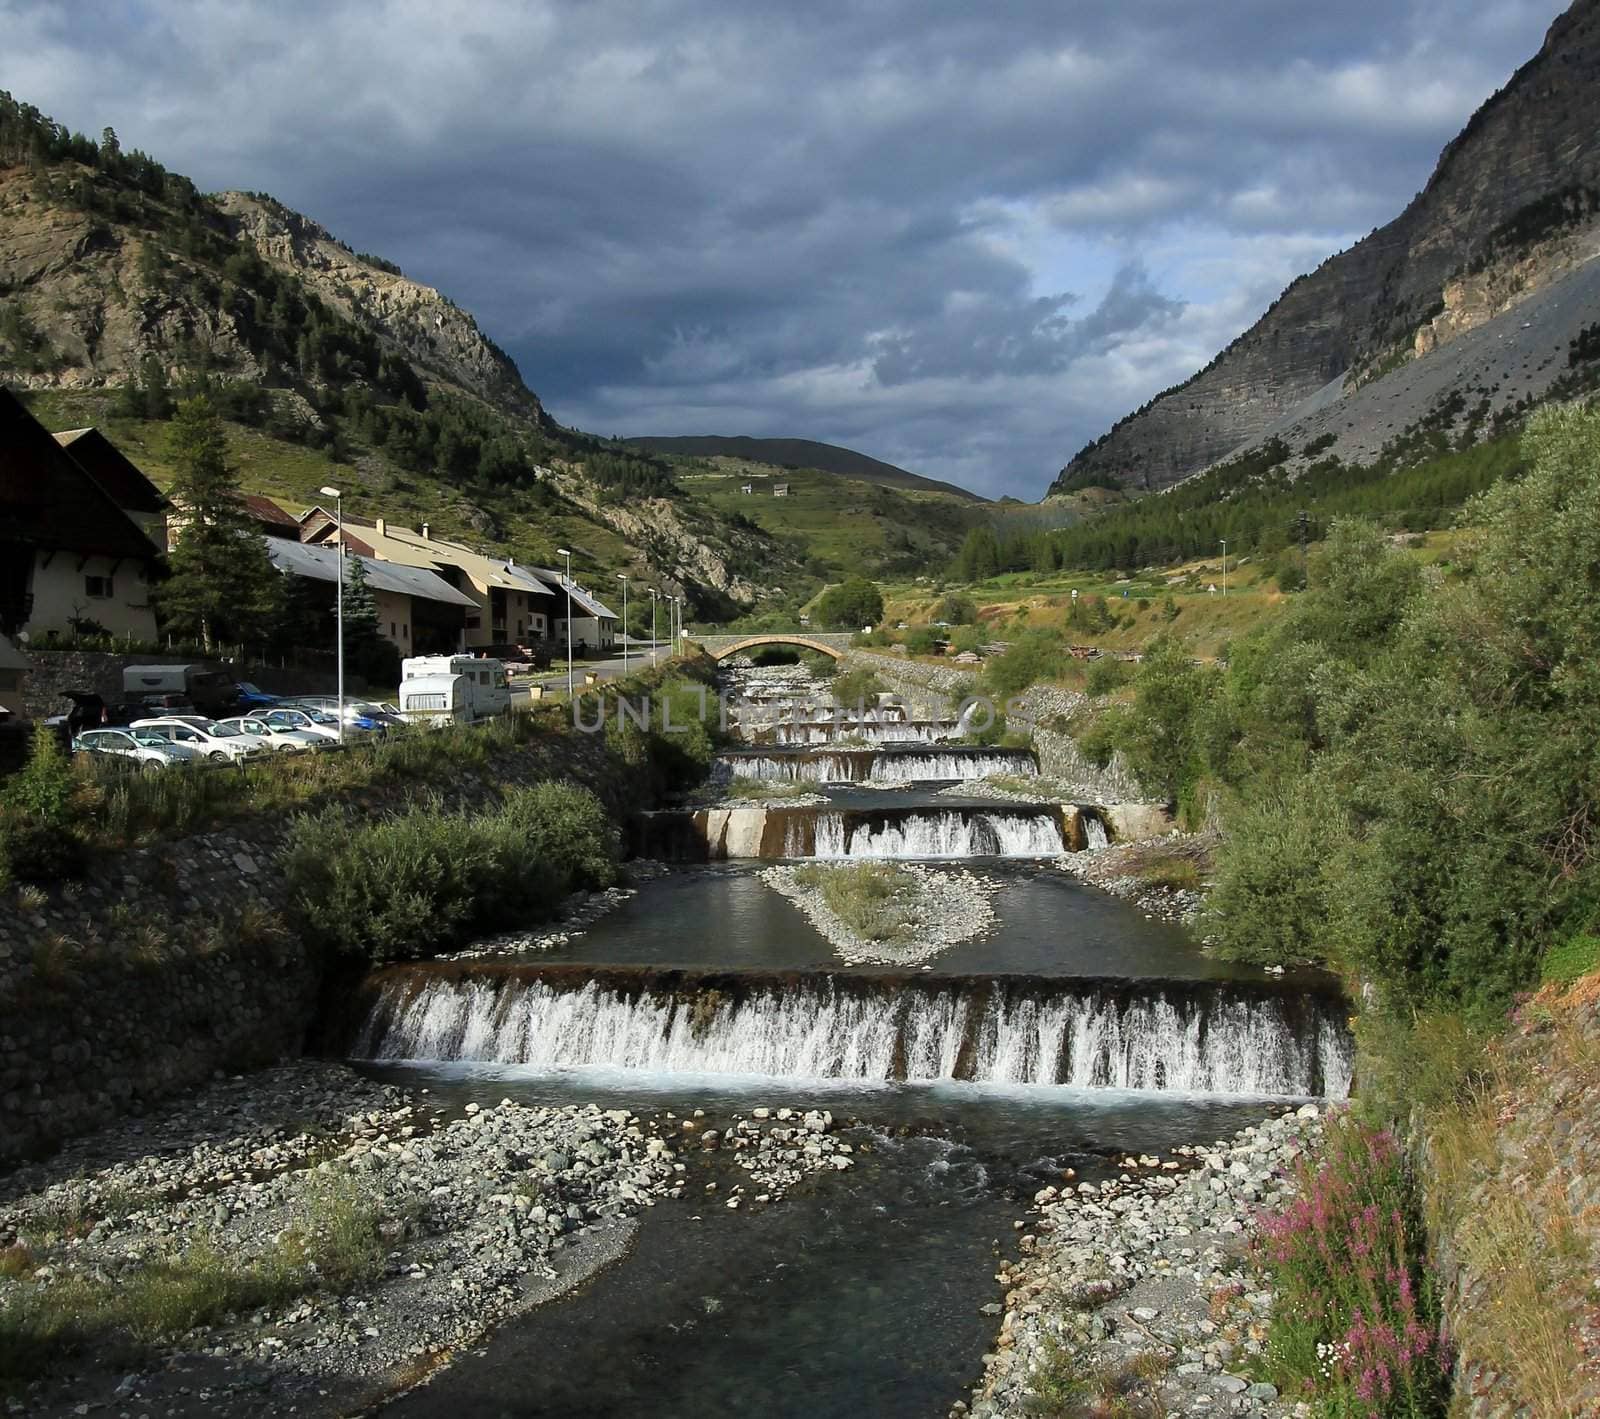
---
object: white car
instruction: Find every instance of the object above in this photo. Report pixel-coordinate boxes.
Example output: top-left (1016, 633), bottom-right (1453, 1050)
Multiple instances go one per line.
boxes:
top-left (215, 716), bottom-right (326, 753)
top-left (130, 717), bottom-right (267, 763)
top-left (72, 727), bottom-right (204, 770)
top-left (252, 707), bottom-right (356, 743)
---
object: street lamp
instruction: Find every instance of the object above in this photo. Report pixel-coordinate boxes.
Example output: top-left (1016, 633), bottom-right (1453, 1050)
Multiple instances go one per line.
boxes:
top-left (319, 485), bottom-right (344, 745)
top-left (1219, 539), bottom-right (1228, 598)
top-left (648, 588), bottom-right (660, 666)
top-left (557, 547), bottom-right (574, 696)
top-left (617, 573), bottom-right (629, 672)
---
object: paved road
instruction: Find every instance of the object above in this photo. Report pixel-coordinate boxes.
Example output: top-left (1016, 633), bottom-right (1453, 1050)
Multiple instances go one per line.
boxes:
top-left (517, 642), bottom-right (676, 698)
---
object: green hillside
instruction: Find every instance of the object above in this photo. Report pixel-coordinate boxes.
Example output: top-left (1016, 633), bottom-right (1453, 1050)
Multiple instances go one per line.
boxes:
top-left (677, 459), bottom-right (983, 581)
top-left (625, 434), bottom-right (984, 501)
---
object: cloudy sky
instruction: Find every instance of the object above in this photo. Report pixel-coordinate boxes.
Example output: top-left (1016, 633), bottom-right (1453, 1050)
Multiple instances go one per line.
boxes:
top-left (1, 0), bottom-right (1565, 498)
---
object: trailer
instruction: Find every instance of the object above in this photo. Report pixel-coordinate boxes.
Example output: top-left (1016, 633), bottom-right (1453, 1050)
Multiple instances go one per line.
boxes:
top-left (398, 656), bottom-right (511, 725)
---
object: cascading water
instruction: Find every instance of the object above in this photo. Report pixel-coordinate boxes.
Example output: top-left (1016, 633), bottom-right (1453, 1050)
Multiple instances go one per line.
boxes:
top-left (353, 971), bottom-right (1353, 1099)
top-left (809, 809), bottom-right (1064, 859)
top-left (714, 749), bottom-right (1038, 784)
top-left (1083, 816), bottom-right (1110, 851)
top-left (767, 722), bottom-right (956, 746)
top-left (868, 752), bottom-right (1038, 784)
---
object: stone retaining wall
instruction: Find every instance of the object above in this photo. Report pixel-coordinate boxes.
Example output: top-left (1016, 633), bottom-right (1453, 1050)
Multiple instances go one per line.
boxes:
top-left (0, 723), bottom-right (634, 1167)
top-left (20, 649), bottom-right (344, 719)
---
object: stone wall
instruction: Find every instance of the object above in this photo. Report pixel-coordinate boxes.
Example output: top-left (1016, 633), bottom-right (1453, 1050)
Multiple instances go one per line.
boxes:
top-left (0, 721), bottom-right (636, 1166)
top-left (843, 651), bottom-right (1156, 804)
top-left (20, 649), bottom-right (345, 720)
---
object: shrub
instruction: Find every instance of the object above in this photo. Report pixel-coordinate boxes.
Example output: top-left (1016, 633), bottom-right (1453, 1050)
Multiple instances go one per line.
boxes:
top-left (282, 782), bottom-right (617, 962)
top-left (831, 667), bottom-right (887, 708)
top-left (4, 729), bottom-right (74, 825)
top-left (1255, 1113), bottom-right (1449, 1417)
top-left (814, 576), bottom-right (885, 630)
top-left (931, 592), bottom-right (977, 624)
top-left (1083, 658), bottom-right (1131, 697)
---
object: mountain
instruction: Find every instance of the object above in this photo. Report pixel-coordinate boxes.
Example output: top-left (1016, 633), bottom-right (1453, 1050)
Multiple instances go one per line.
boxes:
top-left (1048, 0), bottom-right (1600, 497)
top-left (624, 434), bottom-right (985, 501)
top-left (0, 92), bottom-right (804, 617)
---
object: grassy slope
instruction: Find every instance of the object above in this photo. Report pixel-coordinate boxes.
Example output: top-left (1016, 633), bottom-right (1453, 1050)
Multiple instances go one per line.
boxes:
top-left (23, 388), bottom-right (636, 573)
top-left (877, 528), bottom-right (1468, 664)
top-left (680, 459), bottom-right (981, 578)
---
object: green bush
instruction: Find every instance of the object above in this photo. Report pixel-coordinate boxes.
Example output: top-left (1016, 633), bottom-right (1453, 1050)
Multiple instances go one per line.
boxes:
top-left (4, 729), bottom-right (74, 824)
top-left (814, 576), bottom-right (885, 630)
top-left (831, 667), bottom-right (887, 707)
top-left (1083, 657), bottom-right (1131, 697)
top-left (931, 592), bottom-right (977, 624)
top-left (984, 630), bottom-right (1067, 698)
top-left (282, 782), bottom-right (617, 963)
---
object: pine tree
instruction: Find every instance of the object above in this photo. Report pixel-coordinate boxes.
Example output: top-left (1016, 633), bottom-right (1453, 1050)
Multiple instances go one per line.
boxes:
top-left (156, 396), bottom-right (283, 651)
top-left (339, 552), bottom-right (400, 684)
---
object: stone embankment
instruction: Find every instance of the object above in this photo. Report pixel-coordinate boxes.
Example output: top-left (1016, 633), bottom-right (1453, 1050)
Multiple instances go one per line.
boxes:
top-left (18, 648), bottom-right (342, 720)
top-left (0, 1062), bottom-right (858, 1417)
top-left (760, 862), bottom-right (1001, 966)
top-left (0, 725), bottom-right (637, 1166)
top-left (965, 1107), bottom-right (1324, 1419)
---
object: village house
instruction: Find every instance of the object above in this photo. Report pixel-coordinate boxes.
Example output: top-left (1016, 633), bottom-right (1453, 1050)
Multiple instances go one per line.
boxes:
top-left (0, 389), bottom-right (162, 644)
top-left (264, 537), bottom-right (475, 657)
top-left (298, 511), bottom-right (565, 650)
top-left (53, 427), bottom-right (169, 547)
top-left (529, 568), bottom-right (620, 653)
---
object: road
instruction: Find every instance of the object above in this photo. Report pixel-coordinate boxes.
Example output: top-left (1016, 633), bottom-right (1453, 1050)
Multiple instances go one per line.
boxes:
top-left (516, 641), bottom-right (677, 699)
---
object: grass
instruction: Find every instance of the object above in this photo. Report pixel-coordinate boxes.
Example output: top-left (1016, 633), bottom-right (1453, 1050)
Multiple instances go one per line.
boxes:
top-left (1378, 984), bottom-right (1600, 1418)
top-left (793, 862), bottom-right (915, 943)
top-left (0, 1178), bottom-right (395, 1386)
top-left (1023, 1337), bottom-right (1171, 1418)
top-left (983, 772), bottom-right (1042, 796)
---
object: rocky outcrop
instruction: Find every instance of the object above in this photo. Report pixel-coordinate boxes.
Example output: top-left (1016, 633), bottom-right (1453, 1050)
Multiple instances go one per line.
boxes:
top-left (1049, 0), bottom-right (1600, 494)
top-left (213, 192), bottom-right (543, 420)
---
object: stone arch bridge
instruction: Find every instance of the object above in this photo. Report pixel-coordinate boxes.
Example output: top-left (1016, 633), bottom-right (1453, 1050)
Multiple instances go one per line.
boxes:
top-left (695, 632), bottom-right (853, 662)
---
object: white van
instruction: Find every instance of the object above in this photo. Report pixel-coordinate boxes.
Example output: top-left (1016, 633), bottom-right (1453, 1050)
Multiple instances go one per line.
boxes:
top-left (399, 656), bottom-right (511, 725)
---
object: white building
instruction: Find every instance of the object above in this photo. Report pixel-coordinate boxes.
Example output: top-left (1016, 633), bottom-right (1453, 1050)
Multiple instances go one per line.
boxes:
top-left (1, 389), bottom-right (161, 644)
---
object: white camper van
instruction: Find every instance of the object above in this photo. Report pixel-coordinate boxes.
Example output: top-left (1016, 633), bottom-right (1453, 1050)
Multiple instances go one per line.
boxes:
top-left (398, 655), bottom-right (511, 726)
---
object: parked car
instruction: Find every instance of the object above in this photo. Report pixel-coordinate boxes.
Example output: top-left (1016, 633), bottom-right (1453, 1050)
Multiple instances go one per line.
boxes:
top-left (42, 691), bottom-right (137, 745)
top-left (251, 706), bottom-right (357, 743)
top-left (232, 681), bottom-right (281, 709)
top-left (72, 727), bottom-right (204, 770)
top-left (278, 698), bottom-right (388, 734)
top-left (214, 716), bottom-right (325, 753)
top-left (129, 717), bottom-right (267, 763)
top-left (347, 700), bottom-right (407, 731)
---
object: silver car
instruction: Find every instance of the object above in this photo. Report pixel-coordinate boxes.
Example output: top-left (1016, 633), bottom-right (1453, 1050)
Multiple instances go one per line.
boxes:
top-left (130, 717), bottom-right (267, 763)
top-left (215, 716), bottom-right (326, 753)
top-left (73, 728), bottom-right (204, 770)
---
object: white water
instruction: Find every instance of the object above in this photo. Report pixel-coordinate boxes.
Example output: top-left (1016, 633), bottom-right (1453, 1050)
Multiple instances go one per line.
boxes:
top-left (356, 976), bottom-right (1352, 1099)
top-left (808, 809), bottom-right (1065, 859)
top-left (868, 753), bottom-right (1038, 784)
top-left (1084, 816), bottom-right (1110, 851)
top-left (717, 752), bottom-right (1037, 784)
top-left (769, 722), bottom-right (956, 745)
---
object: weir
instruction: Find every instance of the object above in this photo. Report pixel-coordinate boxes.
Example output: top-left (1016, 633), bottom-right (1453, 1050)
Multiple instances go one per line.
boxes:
top-left (715, 746), bottom-right (1039, 784)
top-left (350, 964), bottom-right (1352, 1099)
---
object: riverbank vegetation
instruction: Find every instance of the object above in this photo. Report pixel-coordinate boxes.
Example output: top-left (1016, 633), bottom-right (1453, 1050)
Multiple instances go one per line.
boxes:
top-left (792, 863), bottom-right (912, 944)
top-left (1056, 401), bottom-right (1600, 1416)
top-left (283, 781), bottom-right (619, 963)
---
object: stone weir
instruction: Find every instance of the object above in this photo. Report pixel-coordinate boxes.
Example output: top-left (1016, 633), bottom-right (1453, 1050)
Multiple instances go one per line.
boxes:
top-left (345, 962), bottom-right (1353, 1099)
top-left (715, 746), bottom-right (1039, 784)
top-left (631, 802), bottom-right (1106, 860)
top-left (745, 720), bottom-right (959, 746)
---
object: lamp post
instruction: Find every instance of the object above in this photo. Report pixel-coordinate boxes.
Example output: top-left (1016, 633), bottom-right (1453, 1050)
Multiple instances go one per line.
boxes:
top-left (617, 573), bottom-right (629, 672)
top-left (649, 589), bottom-right (659, 666)
top-left (557, 547), bottom-right (574, 696)
top-left (1219, 539), bottom-right (1228, 598)
top-left (671, 596), bottom-right (681, 655)
top-left (319, 485), bottom-right (344, 746)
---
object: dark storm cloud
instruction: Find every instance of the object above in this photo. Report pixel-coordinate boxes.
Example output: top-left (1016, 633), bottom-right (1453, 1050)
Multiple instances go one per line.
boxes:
top-left (0, 0), bottom-right (1564, 497)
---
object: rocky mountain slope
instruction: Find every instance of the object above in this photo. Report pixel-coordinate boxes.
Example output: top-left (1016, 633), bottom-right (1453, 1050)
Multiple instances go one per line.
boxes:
top-left (1049, 0), bottom-right (1600, 496)
top-left (0, 92), bottom-right (802, 614)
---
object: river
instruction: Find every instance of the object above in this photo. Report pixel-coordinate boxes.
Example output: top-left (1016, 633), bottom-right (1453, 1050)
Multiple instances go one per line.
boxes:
top-left (345, 659), bottom-right (1349, 1417)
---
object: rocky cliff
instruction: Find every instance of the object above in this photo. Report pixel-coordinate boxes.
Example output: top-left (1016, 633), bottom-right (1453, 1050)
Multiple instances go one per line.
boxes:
top-left (212, 191), bottom-right (542, 421)
top-left (1049, 0), bottom-right (1600, 495)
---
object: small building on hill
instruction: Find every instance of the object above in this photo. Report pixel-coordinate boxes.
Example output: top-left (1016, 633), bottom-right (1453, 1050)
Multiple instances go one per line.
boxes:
top-left (0, 390), bottom-right (161, 643)
top-left (773, 483), bottom-right (791, 497)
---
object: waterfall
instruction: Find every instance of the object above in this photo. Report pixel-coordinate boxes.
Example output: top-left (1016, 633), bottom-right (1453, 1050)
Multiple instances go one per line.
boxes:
top-left (716, 749), bottom-right (1038, 784)
top-left (1083, 816), bottom-right (1110, 851)
top-left (867, 752), bottom-right (1038, 783)
top-left (769, 722), bottom-right (955, 746)
top-left (809, 809), bottom-right (1064, 859)
top-left (353, 971), bottom-right (1352, 1099)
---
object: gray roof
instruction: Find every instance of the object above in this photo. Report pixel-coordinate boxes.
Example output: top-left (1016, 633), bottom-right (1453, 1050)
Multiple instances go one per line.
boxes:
top-left (529, 569), bottom-right (618, 621)
top-left (267, 540), bottom-right (477, 609)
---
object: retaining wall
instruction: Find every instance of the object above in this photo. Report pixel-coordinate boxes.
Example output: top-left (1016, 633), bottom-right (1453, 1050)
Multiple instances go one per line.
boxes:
top-left (20, 649), bottom-right (345, 720)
